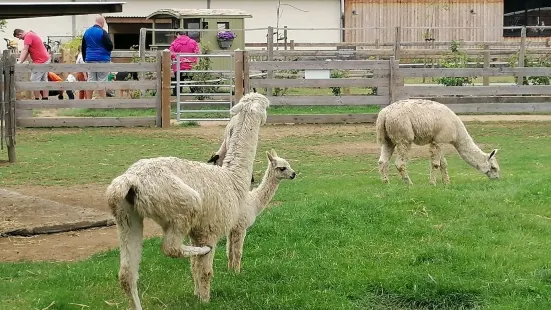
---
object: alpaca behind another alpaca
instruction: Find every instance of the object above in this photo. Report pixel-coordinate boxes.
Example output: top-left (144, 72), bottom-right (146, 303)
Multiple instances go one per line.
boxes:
top-left (376, 99), bottom-right (500, 185)
top-left (226, 149), bottom-right (296, 273)
top-left (207, 114), bottom-right (255, 183)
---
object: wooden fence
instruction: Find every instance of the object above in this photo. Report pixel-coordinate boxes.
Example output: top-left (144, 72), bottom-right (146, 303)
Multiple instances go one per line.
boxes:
top-left (7, 51), bottom-right (173, 129)
top-left (240, 50), bottom-right (551, 123)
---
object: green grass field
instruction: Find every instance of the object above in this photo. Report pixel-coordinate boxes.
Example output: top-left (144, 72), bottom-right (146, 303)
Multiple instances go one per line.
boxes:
top-left (1, 121), bottom-right (551, 309)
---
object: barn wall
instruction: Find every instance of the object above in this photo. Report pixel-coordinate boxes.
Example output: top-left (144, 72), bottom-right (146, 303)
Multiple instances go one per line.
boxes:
top-left (344, 0), bottom-right (504, 44)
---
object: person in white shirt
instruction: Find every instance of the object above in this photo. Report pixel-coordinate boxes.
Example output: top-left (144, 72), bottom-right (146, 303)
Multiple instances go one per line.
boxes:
top-left (75, 46), bottom-right (88, 99)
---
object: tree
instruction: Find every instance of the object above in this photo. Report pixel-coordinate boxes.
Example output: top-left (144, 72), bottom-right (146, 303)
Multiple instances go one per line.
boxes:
top-left (0, 19), bottom-right (6, 32)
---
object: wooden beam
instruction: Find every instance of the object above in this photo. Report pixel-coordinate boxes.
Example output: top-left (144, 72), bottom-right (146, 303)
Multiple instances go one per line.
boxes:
top-left (249, 60), bottom-right (390, 70)
top-left (266, 113), bottom-right (378, 124)
top-left (249, 78), bottom-right (389, 88)
top-left (17, 117), bottom-right (156, 128)
top-left (16, 80), bottom-right (157, 91)
top-left (404, 85), bottom-right (551, 97)
top-left (161, 50), bottom-right (172, 128)
top-left (16, 63), bottom-right (157, 73)
top-left (16, 98), bottom-right (157, 109)
top-left (268, 95), bottom-right (389, 106)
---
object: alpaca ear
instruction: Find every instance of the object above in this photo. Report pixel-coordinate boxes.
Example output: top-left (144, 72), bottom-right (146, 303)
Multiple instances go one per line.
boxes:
top-left (270, 149), bottom-right (278, 158)
top-left (489, 149), bottom-right (498, 159)
top-left (266, 151), bottom-right (274, 164)
top-left (230, 102), bottom-right (243, 116)
top-left (207, 153), bottom-right (220, 164)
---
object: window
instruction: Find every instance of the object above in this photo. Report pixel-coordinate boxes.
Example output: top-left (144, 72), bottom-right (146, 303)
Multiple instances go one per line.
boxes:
top-left (217, 22), bottom-right (230, 30)
top-left (503, 0), bottom-right (550, 37)
top-left (184, 18), bottom-right (201, 42)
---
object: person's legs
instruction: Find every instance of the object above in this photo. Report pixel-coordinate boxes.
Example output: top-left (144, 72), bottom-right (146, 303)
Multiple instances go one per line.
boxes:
top-left (30, 72), bottom-right (47, 99)
top-left (96, 71), bottom-right (109, 98)
top-left (86, 70), bottom-right (98, 99)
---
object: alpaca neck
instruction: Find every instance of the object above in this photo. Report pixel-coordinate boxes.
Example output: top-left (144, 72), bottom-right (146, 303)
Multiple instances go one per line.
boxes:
top-left (221, 112), bottom-right (262, 190)
top-left (453, 125), bottom-right (487, 169)
top-left (250, 166), bottom-right (280, 215)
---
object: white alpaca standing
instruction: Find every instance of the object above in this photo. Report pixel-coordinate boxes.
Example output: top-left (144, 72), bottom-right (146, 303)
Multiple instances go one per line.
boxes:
top-left (105, 92), bottom-right (270, 309)
top-left (376, 99), bottom-right (500, 185)
top-left (226, 149), bottom-right (296, 273)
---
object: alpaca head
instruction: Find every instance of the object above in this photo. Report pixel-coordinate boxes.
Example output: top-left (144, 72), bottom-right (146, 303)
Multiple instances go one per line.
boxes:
top-left (477, 149), bottom-right (500, 179)
top-left (230, 92), bottom-right (270, 125)
top-left (266, 149), bottom-right (296, 180)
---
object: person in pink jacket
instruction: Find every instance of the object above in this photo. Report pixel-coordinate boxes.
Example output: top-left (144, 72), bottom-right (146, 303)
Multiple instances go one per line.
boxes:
top-left (169, 31), bottom-right (200, 95)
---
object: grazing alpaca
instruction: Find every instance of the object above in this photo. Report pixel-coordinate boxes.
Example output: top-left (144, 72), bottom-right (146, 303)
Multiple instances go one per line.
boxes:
top-left (207, 114), bottom-right (255, 183)
top-left (226, 149), bottom-right (296, 273)
top-left (105, 92), bottom-right (270, 309)
top-left (376, 99), bottom-right (500, 185)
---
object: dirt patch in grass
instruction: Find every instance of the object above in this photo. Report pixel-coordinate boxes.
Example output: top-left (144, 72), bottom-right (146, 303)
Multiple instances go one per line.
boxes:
top-left (0, 185), bottom-right (162, 262)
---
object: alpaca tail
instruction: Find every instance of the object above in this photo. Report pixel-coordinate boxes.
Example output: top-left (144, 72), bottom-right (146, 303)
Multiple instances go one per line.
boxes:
top-left (106, 174), bottom-right (144, 309)
top-left (375, 108), bottom-right (389, 145)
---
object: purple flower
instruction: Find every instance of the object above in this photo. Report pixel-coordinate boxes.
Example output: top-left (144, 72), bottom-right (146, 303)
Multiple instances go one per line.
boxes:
top-left (217, 30), bottom-right (236, 41)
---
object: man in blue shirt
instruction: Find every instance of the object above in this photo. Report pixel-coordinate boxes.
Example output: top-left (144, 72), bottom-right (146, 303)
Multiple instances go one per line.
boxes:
top-left (81, 15), bottom-right (113, 99)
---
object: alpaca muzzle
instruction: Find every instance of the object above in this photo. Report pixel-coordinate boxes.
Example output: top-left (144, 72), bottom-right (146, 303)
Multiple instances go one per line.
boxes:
top-left (290, 172), bottom-right (296, 179)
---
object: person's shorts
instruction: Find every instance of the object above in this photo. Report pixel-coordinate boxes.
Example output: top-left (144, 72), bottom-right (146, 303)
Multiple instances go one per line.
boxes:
top-left (87, 61), bottom-right (110, 82)
top-left (30, 58), bottom-right (51, 82)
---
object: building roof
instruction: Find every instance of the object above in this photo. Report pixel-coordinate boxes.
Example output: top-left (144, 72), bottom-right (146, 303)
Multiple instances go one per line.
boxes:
top-left (0, 2), bottom-right (124, 19)
top-left (146, 8), bottom-right (252, 20)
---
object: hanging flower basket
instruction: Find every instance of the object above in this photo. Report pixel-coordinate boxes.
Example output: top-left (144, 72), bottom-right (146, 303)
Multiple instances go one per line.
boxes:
top-left (217, 30), bottom-right (237, 49)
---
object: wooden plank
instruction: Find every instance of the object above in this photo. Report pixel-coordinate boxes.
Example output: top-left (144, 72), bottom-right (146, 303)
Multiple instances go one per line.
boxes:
top-left (111, 50), bottom-right (157, 58)
top-left (161, 50), bottom-right (172, 128)
top-left (16, 98), bottom-right (157, 109)
top-left (249, 78), bottom-right (388, 88)
top-left (399, 67), bottom-right (551, 77)
top-left (268, 95), bottom-right (389, 106)
top-left (483, 44), bottom-right (490, 86)
top-left (16, 80), bottom-right (157, 91)
top-left (15, 62), bottom-right (157, 73)
top-left (517, 26), bottom-right (527, 85)
top-left (447, 103), bottom-right (551, 114)
top-left (425, 96), bottom-right (551, 104)
top-left (249, 60), bottom-right (390, 70)
top-left (155, 51), bottom-right (162, 127)
top-left (266, 113), bottom-right (378, 124)
top-left (266, 26), bottom-right (274, 97)
top-left (17, 117), bottom-right (156, 128)
top-left (404, 85), bottom-right (551, 97)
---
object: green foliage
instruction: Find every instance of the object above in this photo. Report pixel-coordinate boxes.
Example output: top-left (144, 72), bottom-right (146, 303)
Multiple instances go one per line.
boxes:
top-left (2, 123), bottom-right (551, 310)
top-left (61, 35), bottom-right (82, 52)
top-left (189, 43), bottom-right (222, 100)
top-left (0, 19), bottom-right (6, 32)
top-left (508, 53), bottom-right (551, 85)
top-left (435, 40), bottom-right (474, 87)
top-left (330, 69), bottom-right (347, 96)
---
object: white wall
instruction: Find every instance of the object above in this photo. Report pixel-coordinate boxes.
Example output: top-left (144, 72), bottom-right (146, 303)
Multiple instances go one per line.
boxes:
top-left (211, 0), bottom-right (341, 43)
top-left (0, 0), bottom-right (341, 51)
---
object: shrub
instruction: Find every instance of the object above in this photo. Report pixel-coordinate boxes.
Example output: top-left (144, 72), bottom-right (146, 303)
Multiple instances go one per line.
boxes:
top-left (435, 40), bottom-right (474, 87)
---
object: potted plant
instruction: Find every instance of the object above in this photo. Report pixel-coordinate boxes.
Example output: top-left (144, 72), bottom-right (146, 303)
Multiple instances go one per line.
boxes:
top-left (217, 30), bottom-right (236, 49)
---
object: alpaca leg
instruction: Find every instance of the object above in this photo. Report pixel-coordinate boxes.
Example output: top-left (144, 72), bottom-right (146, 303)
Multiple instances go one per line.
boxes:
top-left (190, 239), bottom-right (216, 302)
top-left (378, 141), bottom-right (395, 183)
top-left (161, 226), bottom-right (211, 258)
top-left (395, 143), bottom-right (413, 185)
top-left (440, 155), bottom-right (450, 184)
top-left (428, 143), bottom-right (442, 185)
top-left (116, 206), bottom-right (144, 310)
top-left (227, 229), bottom-right (247, 273)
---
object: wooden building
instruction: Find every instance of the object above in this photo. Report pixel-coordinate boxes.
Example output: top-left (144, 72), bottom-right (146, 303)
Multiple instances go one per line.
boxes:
top-left (344, 0), bottom-right (505, 44)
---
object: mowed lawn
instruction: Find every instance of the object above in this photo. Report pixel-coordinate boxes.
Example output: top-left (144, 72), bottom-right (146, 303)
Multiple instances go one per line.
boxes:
top-left (1, 121), bottom-right (551, 310)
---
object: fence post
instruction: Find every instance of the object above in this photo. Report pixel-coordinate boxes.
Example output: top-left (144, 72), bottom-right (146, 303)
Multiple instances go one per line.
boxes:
top-left (483, 44), bottom-right (490, 86)
top-left (393, 26), bottom-right (401, 61)
top-left (389, 56), bottom-right (396, 104)
top-left (1, 52), bottom-right (4, 152)
top-left (234, 49), bottom-right (244, 103)
top-left (517, 26), bottom-right (526, 86)
top-left (283, 26), bottom-right (288, 50)
top-left (161, 49), bottom-right (172, 128)
top-left (266, 26), bottom-right (274, 97)
top-left (3, 51), bottom-right (16, 163)
top-left (139, 27), bottom-right (147, 97)
top-left (243, 50), bottom-right (250, 94)
top-left (155, 50), bottom-right (163, 127)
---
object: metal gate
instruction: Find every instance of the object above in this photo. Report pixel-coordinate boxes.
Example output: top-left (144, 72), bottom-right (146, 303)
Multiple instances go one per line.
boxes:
top-left (173, 53), bottom-right (235, 122)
